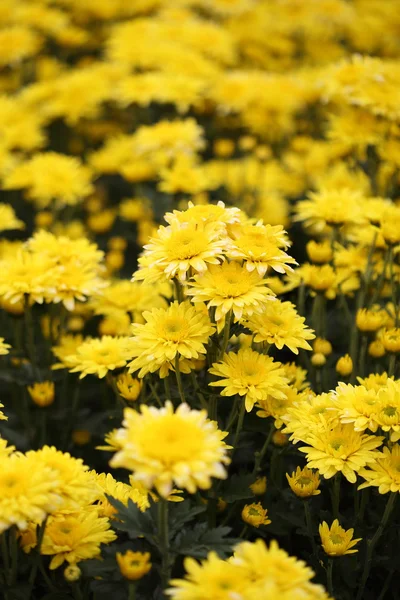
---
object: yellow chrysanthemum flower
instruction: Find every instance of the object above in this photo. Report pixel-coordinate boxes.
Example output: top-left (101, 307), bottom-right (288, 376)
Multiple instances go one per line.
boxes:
top-left (109, 402), bottom-right (231, 497)
top-left (294, 188), bottom-right (367, 232)
top-left (333, 382), bottom-right (379, 432)
top-left (282, 392), bottom-right (339, 442)
top-left (227, 223), bottom-right (296, 276)
top-left (65, 336), bottom-right (134, 379)
top-left (27, 381), bottom-right (55, 407)
top-left (41, 508), bottom-right (116, 569)
top-left (0, 250), bottom-right (56, 305)
top-left (0, 204), bottom-right (24, 232)
top-left (94, 472), bottom-right (149, 516)
top-left (241, 503), bottom-right (271, 527)
top-left (286, 466), bottom-right (321, 498)
top-left (0, 453), bottom-right (62, 533)
top-left (164, 201), bottom-right (242, 230)
top-left (209, 348), bottom-right (288, 412)
top-left (116, 372), bottom-right (143, 402)
top-left (116, 550), bottom-right (152, 581)
top-left (128, 301), bottom-right (215, 378)
top-left (25, 446), bottom-right (98, 510)
top-left (299, 423), bottom-right (383, 483)
top-left (3, 152), bottom-right (94, 208)
top-left (319, 520), bottom-right (361, 556)
top-left (359, 444), bottom-right (400, 493)
top-left (52, 334), bottom-right (86, 369)
top-left (245, 299), bottom-right (315, 354)
top-left (186, 261), bottom-right (275, 330)
top-left (168, 551), bottom-right (248, 600)
top-left (134, 221), bottom-right (226, 283)
top-left (0, 338), bottom-right (11, 356)
top-left (373, 379), bottom-right (400, 441)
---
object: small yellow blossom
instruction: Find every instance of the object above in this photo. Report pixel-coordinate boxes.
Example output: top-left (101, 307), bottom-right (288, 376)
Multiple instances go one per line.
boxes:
top-left (116, 550), bottom-right (152, 581)
top-left (319, 520), bottom-right (361, 556)
top-left (241, 503), bottom-right (271, 528)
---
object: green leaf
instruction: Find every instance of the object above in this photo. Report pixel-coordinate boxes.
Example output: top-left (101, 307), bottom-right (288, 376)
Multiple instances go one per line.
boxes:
top-left (106, 496), bottom-right (155, 542)
top-left (169, 500), bottom-right (207, 536)
top-left (172, 523), bottom-right (239, 558)
top-left (221, 473), bottom-right (256, 502)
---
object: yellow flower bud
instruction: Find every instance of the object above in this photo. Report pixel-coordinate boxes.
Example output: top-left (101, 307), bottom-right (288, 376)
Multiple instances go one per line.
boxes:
top-left (116, 551), bottom-right (152, 581)
top-left (272, 430), bottom-right (289, 447)
top-left (217, 498), bottom-right (227, 512)
top-left (250, 476), bottom-right (267, 496)
top-left (35, 211), bottom-right (53, 228)
top-left (311, 352), bottom-right (326, 367)
top-left (64, 564), bottom-right (81, 582)
top-left (286, 466), bottom-right (321, 498)
top-left (1, 297), bottom-right (24, 316)
top-left (116, 373), bottom-right (143, 402)
top-left (213, 138), bottom-right (235, 158)
top-left (368, 340), bottom-right (385, 358)
top-left (356, 308), bottom-right (385, 332)
top-left (239, 135), bottom-right (256, 151)
top-left (255, 145), bottom-right (271, 160)
top-left (381, 328), bottom-right (400, 354)
top-left (319, 520), bottom-right (361, 556)
top-left (241, 503), bottom-right (271, 528)
top-left (72, 429), bottom-right (91, 446)
top-left (336, 354), bottom-right (353, 377)
top-left (106, 250), bottom-right (125, 272)
top-left (313, 338), bottom-right (332, 356)
top-left (108, 236), bottom-right (128, 251)
top-left (87, 209), bottom-right (115, 234)
top-left (306, 240), bottom-right (333, 264)
top-left (27, 381), bottom-right (55, 407)
top-left (67, 316), bottom-right (85, 332)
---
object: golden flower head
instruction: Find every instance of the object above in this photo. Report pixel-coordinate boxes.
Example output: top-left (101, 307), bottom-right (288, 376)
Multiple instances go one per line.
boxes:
top-left (0, 338), bottom-right (11, 356)
top-left (381, 328), bottom-right (400, 354)
top-left (299, 423), bottom-right (383, 483)
top-left (242, 503), bottom-right (271, 528)
top-left (128, 301), bottom-right (215, 378)
top-left (319, 520), bottom-right (361, 556)
top-left (64, 564), bottom-right (81, 582)
top-left (356, 308), bottom-right (387, 333)
top-left (134, 220), bottom-right (226, 283)
top-left (336, 355), bottom-right (353, 377)
top-left (306, 240), bottom-right (333, 264)
top-left (272, 430), bottom-right (289, 447)
top-left (368, 340), bottom-right (385, 358)
top-left (186, 260), bottom-right (275, 331)
top-left (0, 204), bottom-right (24, 232)
top-left (27, 381), bottom-right (55, 407)
top-left (286, 466), bottom-right (321, 498)
top-left (313, 338), bottom-right (332, 356)
top-left (250, 476), bottom-right (267, 496)
top-left (41, 508), bottom-right (116, 570)
top-left (109, 402), bottom-right (231, 497)
top-left (209, 348), bottom-right (288, 412)
top-left (294, 188), bottom-right (367, 231)
top-left (359, 444), bottom-right (400, 493)
top-left (311, 352), bottom-right (326, 367)
top-left (245, 299), bottom-right (315, 354)
top-left (116, 372), bottom-right (143, 402)
top-left (65, 336), bottom-right (134, 379)
top-left (116, 550), bottom-right (152, 581)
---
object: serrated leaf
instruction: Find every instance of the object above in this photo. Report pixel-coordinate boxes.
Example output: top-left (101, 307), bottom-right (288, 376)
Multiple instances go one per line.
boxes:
top-left (169, 500), bottom-right (207, 536)
top-left (221, 473), bottom-right (256, 502)
top-left (106, 496), bottom-right (155, 542)
top-left (172, 523), bottom-right (239, 558)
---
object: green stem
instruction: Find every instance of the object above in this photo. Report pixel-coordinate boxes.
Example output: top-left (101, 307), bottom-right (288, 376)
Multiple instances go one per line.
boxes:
top-left (239, 524), bottom-right (248, 538)
top-left (28, 518), bottom-right (48, 593)
top-left (327, 559), bottom-right (334, 597)
top-left (148, 382), bottom-right (163, 408)
top-left (358, 335), bottom-right (369, 378)
top-left (232, 401), bottom-right (245, 450)
top-left (253, 423), bottom-right (274, 474)
top-left (190, 372), bottom-right (208, 410)
top-left (208, 394), bottom-right (217, 422)
top-left (1, 532), bottom-right (9, 573)
top-left (331, 473), bottom-right (341, 520)
top-left (174, 355), bottom-right (186, 403)
top-left (158, 499), bottom-right (171, 594)
top-left (173, 279), bottom-right (183, 303)
top-left (128, 583), bottom-right (136, 600)
top-left (356, 493), bottom-right (397, 600)
top-left (304, 501), bottom-right (318, 557)
top-left (164, 375), bottom-right (171, 401)
top-left (226, 395), bottom-right (240, 431)
top-left (388, 354), bottom-right (396, 378)
top-left (219, 311), bottom-right (232, 359)
top-left (24, 295), bottom-right (37, 371)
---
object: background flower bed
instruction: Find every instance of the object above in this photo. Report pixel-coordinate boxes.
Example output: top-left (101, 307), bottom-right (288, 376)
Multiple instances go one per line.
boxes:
top-left (0, 1), bottom-right (399, 599)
